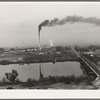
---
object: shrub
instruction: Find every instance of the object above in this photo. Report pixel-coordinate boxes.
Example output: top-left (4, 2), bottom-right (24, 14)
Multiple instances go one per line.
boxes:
top-left (5, 69), bottom-right (19, 82)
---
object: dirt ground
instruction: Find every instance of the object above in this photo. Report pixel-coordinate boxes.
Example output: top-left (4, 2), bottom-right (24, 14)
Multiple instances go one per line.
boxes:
top-left (0, 82), bottom-right (97, 90)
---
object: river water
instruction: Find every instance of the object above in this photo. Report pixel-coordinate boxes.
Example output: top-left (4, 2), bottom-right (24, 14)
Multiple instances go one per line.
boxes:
top-left (0, 62), bottom-right (83, 82)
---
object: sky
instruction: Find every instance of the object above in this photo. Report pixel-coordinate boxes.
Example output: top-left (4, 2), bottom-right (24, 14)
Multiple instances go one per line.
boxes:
top-left (0, 2), bottom-right (100, 47)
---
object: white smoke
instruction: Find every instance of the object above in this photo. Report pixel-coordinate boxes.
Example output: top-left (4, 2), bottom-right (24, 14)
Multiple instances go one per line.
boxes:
top-left (49, 40), bottom-right (53, 47)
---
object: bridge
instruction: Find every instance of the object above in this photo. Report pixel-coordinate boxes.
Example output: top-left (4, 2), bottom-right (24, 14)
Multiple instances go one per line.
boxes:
top-left (79, 54), bottom-right (100, 79)
top-left (71, 47), bottom-right (100, 81)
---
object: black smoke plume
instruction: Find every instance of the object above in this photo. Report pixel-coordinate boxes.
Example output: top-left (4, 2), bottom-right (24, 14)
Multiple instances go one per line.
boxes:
top-left (39, 16), bottom-right (100, 30)
top-left (38, 20), bottom-right (49, 33)
top-left (38, 16), bottom-right (100, 34)
top-left (38, 15), bottom-right (100, 48)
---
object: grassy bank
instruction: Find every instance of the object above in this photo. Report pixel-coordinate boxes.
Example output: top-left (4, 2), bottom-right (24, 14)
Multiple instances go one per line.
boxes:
top-left (0, 74), bottom-right (96, 89)
top-left (21, 75), bottom-right (93, 88)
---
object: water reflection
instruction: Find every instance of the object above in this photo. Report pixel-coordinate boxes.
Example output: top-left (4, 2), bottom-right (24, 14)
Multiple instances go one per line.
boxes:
top-left (0, 62), bottom-right (83, 82)
top-left (39, 63), bottom-right (44, 80)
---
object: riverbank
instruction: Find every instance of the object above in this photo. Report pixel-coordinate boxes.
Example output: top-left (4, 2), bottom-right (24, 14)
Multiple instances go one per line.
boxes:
top-left (0, 46), bottom-right (78, 65)
top-left (0, 53), bottom-right (78, 65)
top-left (0, 75), bottom-right (98, 89)
top-left (0, 81), bottom-right (96, 89)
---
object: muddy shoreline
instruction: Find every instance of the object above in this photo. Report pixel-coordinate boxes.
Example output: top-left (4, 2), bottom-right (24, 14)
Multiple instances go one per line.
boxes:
top-left (0, 82), bottom-right (97, 89)
top-left (0, 75), bottom-right (98, 89)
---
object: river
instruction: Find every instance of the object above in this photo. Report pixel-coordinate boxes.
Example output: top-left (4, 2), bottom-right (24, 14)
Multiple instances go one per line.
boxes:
top-left (0, 62), bottom-right (83, 82)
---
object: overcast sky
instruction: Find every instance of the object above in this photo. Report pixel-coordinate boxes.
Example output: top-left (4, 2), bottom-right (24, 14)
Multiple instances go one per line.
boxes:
top-left (0, 2), bottom-right (100, 47)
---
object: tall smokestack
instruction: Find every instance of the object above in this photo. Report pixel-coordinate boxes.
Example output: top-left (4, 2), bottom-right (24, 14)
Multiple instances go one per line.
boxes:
top-left (38, 31), bottom-right (41, 49)
top-left (38, 20), bottom-right (49, 49)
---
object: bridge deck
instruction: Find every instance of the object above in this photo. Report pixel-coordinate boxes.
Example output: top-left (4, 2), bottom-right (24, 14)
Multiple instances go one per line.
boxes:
top-left (71, 47), bottom-right (100, 77)
top-left (80, 55), bottom-right (100, 77)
